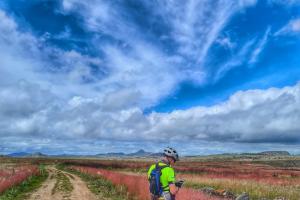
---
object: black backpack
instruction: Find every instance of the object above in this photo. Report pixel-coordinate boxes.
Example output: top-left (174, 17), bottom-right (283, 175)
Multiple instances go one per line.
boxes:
top-left (149, 163), bottom-right (168, 196)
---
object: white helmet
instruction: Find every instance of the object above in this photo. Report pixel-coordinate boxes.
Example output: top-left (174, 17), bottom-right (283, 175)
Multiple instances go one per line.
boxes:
top-left (163, 147), bottom-right (179, 161)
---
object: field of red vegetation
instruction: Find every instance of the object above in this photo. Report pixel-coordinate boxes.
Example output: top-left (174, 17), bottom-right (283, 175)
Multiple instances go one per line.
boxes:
top-left (64, 159), bottom-right (300, 184)
top-left (0, 165), bottom-right (39, 194)
top-left (63, 159), bottom-right (300, 199)
top-left (70, 166), bottom-right (223, 200)
top-left (175, 161), bottom-right (300, 185)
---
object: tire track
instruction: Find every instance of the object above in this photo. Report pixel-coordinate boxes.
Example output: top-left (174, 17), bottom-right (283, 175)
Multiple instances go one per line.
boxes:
top-left (28, 167), bottom-right (98, 200)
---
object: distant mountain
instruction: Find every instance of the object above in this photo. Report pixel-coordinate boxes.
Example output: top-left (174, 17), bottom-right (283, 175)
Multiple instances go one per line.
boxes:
top-left (128, 149), bottom-right (151, 156)
top-left (96, 152), bottom-right (126, 157)
top-left (6, 150), bottom-right (292, 158)
top-left (125, 149), bottom-right (163, 157)
top-left (258, 151), bottom-right (290, 156)
top-left (95, 149), bottom-right (162, 158)
top-left (7, 152), bottom-right (30, 157)
top-left (7, 152), bottom-right (47, 157)
top-left (28, 152), bottom-right (47, 157)
top-left (5, 150), bottom-right (161, 158)
top-left (150, 152), bottom-right (164, 157)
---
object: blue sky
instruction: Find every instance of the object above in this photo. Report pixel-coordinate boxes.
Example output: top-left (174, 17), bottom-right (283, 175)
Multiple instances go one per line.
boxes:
top-left (0, 0), bottom-right (300, 155)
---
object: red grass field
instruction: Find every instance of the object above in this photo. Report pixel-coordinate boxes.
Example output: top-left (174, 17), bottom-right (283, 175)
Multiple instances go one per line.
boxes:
top-left (70, 165), bottom-right (224, 200)
top-left (1, 157), bottom-right (299, 199)
top-left (64, 159), bottom-right (300, 184)
top-left (0, 165), bottom-right (39, 194)
top-left (63, 159), bottom-right (300, 199)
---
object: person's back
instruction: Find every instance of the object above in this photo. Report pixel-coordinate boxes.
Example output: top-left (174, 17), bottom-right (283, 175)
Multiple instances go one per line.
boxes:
top-left (147, 147), bottom-right (180, 200)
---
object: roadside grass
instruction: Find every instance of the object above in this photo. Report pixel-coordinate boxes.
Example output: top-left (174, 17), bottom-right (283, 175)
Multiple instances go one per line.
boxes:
top-left (58, 164), bottom-right (132, 200)
top-left (116, 167), bottom-right (300, 200)
top-left (70, 166), bottom-right (221, 200)
top-left (51, 170), bottom-right (73, 199)
top-left (0, 165), bottom-right (48, 200)
top-left (66, 173), bottom-right (75, 180)
top-left (185, 177), bottom-right (300, 200)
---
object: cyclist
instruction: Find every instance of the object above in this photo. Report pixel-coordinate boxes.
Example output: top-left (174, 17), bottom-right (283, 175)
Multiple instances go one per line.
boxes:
top-left (147, 147), bottom-right (182, 200)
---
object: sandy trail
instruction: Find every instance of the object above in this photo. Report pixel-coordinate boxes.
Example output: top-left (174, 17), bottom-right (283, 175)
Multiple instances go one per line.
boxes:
top-left (65, 171), bottom-right (98, 200)
top-left (29, 168), bottom-right (62, 200)
top-left (28, 167), bottom-right (98, 200)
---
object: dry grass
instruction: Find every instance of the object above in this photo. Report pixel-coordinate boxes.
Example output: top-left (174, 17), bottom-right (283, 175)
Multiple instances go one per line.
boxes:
top-left (182, 175), bottom-right (300, 200)
top-left (70, 166), bottom-right (222, 200)
top-left (116, 165), bottom-right (300, 199)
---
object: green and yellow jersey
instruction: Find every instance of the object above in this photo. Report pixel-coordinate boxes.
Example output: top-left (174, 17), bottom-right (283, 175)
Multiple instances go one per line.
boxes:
top-left (147, 161), bottom-right (175, 192)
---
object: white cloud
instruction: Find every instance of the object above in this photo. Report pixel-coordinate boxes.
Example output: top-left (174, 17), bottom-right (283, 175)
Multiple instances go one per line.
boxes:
top-left (291, 20), bottom-right (300, 32)
top-left (214, 27), bottom-right (271, 81)
top-left (60, 0), bottom-right (258, 86)
top-left (59, 1), bottom-right (183, 106)
top-left (275, 18), bottom-right (300, 36)
top-left (1, 77), bottom-right (299, 145)
top-left (216, 37), bottom-right (236, 49)
top-left (2, 2), bottom-right (300, 154)
top-left (151, 0), bottom-right (257, 66)
top-left (146, 82), bottom-right (300, 143)
top-left (0, 10), bottom-right (104, 98)
top-left (249, 27), bottom-right (271, 64)
top-left (214, 39), bottom-right (256, 81)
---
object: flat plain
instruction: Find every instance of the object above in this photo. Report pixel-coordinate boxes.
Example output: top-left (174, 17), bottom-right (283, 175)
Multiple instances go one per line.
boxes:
top-left (0, 154), bottom-right (299, 200)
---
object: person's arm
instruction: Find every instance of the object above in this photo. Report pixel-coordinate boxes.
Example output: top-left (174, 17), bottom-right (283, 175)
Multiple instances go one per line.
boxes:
top-left (169, 183), bottom-right (179, 195)
top-left (147, 165), bottom-right (155, 181)
top-left (167, 168), bottom-right (178, 195)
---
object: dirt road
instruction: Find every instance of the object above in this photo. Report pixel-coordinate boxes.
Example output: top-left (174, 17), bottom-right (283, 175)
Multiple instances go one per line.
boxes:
top-left (29, 167), bottom-right (98, 200)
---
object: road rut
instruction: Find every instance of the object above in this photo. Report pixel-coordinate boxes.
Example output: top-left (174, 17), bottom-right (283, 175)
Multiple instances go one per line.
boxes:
top-left (28, 167), bottom-right (98, 200)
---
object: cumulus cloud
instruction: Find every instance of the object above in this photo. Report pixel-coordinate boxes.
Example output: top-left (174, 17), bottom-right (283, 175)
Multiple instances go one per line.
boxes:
top-left (0, 10), bottom-right (103, 96)
top-left (1, 77), bottom-right (299, 145)
top-left (147, 82), bottom-right (300, 143)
